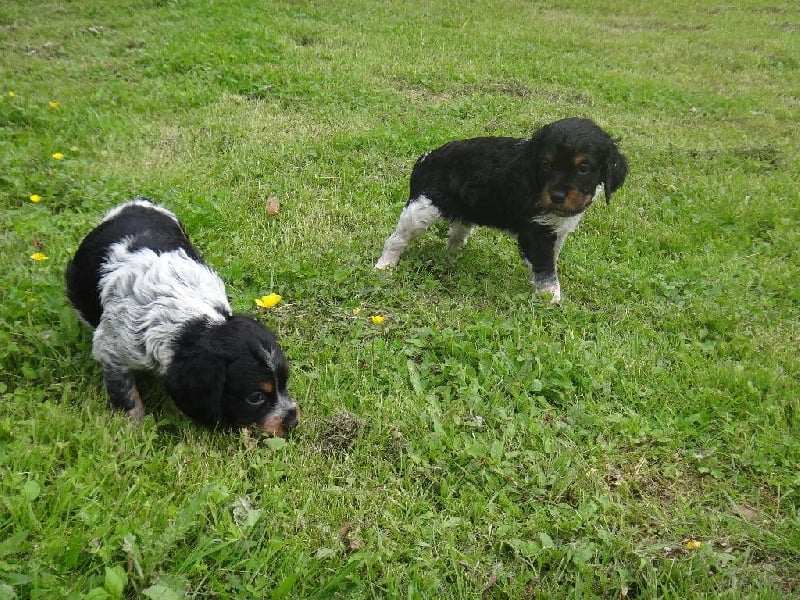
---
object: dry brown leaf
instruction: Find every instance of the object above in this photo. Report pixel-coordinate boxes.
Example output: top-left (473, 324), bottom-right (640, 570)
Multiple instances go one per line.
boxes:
top-left (733, 503), bottom-right (759, 522)
top-left (266, 195), bottom-right (280, 216)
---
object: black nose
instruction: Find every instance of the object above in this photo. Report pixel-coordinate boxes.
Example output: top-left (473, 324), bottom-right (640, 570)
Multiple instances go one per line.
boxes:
top-left (549, 190), bottom-right (566, 204)
top-left (283, 405), bottom-right (299, 430)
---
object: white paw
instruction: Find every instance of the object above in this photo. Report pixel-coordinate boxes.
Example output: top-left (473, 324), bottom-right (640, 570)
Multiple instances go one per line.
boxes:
top-left (533, 281), bottom-right (562, 304)
top-left (446, 239), bottom-right (467, 252)
top-left (375, 256), bottom-right (397, 270)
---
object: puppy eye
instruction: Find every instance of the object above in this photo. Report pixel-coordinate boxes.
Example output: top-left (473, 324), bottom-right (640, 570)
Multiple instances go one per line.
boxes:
top-left (246, 392), bottom-right (265, 407)
top-left (577, 163), bottom-right (591, 175)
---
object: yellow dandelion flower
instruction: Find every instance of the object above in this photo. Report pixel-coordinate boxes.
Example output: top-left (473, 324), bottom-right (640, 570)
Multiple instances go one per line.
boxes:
top-left (685, 540), bottom-right (703, 550)
top-left (29, 194), bottom-right (42, 203)
top-left (30, 252), bottom-right (49, 261)
top-left (48, 101), bottom-right (59, 109)
top-left (8, 91), bottom-right (16, 97)
top-left (255, 293), bottom-right (282, 309)
top-left (52, 152), bottom-right (64, 160)
top-left (370, 315), bottom-right (385, 325)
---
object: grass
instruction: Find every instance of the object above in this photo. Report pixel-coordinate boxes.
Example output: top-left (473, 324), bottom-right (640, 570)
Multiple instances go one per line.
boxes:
top-left (1, 0), bottom-right (798, 597)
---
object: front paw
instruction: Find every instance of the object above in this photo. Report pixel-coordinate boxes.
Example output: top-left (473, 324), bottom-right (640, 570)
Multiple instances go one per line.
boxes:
top-left (533, 276), bottom-right (562, 304)
top-left (375, 255), bottom-right (397, 270)
top-left (126, 404), bottom-right (146, 422)
top-left (125, 389), bottom-right (145, 422)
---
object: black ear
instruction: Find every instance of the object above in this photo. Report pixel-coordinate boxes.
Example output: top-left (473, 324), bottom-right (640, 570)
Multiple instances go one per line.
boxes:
top-left (164, 339), bottom-right (226, 427)
top-left (603, 143), bottom-right (628, 203)
top-left (527, 126), bottom-right (547, 155)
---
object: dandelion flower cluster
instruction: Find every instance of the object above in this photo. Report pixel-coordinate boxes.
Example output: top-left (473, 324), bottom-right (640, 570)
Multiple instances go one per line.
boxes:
top-left (684, 540), bottom-right (703, 550)
top-left (255, 293), bottom-right (282, 309)
top-left (23, 100), bottom-right (66, 261)
top-left (351, 308), bottom-right (385, 325)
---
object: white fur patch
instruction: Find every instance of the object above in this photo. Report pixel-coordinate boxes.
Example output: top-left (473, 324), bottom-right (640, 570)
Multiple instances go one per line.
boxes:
top-left (447, 221), bottom-right (474, 251)
top-left (101, 198), bottom-right (180, 225)
top-left (92, 242), bottom-right (231, 374)
top-left (528, 207), bottom-right (591, 304)
top-left (531, 211), bottom-right (584, 236)
top-left (376, 195), bottom-right (442, 269)
top-left (273, 393), bottom-right (298, 421)
top-left (531, 212), bottom-right (584, 262)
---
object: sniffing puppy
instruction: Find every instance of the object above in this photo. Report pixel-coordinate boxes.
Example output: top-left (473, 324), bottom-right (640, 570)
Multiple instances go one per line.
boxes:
top-left (66, 198), bottom-right (299, 435)
top-left (376, 117), bottom-right (628, 303)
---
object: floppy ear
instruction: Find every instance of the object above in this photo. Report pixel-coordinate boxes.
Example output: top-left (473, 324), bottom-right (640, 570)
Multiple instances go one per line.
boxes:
top-left (603, 143), bottom-right (629, 203)
top-left (526, 126), bottom-right (548, 157)
top-left (164, 341), bottom-right (226, 427)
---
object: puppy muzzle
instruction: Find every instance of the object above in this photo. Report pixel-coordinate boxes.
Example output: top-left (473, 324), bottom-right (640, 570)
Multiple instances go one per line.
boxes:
top-left (542, 189), bottom-right (593, 216)
top-left (259, 402), bottom-right (300, 437)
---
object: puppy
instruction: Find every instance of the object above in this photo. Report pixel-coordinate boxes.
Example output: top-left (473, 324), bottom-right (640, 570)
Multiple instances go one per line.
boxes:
top-left (375, 117), bottom-right (628, 303)
top-left (65, 198), bottom-right (299, 435)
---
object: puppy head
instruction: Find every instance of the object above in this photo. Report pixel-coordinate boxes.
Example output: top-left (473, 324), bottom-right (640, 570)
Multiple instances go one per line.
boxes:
top-left (529, 118), bottom-right (628, 215)
top-left (165, 316), bottom-right (298, 436)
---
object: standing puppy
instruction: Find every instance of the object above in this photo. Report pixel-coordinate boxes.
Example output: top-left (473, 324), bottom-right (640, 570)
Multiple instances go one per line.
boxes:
top-left (376, 117), bottom-right (628, 303)
top-left (66, 198), bottom-right (299, 435)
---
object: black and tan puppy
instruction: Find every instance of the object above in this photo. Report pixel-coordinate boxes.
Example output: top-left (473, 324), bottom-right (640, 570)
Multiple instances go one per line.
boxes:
top-left (376, 117), bottom-right (628, 303)
top-left (66, 198), bottom-right (299, 435)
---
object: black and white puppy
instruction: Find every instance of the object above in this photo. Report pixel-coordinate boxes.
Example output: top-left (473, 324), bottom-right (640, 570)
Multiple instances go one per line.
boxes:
top-left (66, 198), bottom-right (299, 435)
top-left (376, 117), bottom-right (628, 303)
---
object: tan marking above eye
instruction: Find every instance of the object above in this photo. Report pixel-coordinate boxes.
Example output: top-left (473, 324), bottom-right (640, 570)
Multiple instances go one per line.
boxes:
top-left (573, 154), bottom-right (589, 166)
top-left (259, 380), bottom-right (274, 394)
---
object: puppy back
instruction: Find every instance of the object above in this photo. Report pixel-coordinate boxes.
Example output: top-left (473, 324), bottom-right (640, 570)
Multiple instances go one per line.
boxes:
top-left (66, 199), bottom-right (202, 327)
top-left (409, 137), bottom-right (526, 201)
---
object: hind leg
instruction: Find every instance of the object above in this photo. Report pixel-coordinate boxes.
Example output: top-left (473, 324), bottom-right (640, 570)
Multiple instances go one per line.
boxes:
top-left (376, 195), bottom-right (443, 269)
top-left (446, 220), bottom-right (474, 251)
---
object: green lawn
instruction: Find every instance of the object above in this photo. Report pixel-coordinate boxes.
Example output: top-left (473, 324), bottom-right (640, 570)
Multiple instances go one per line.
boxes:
top-left (1, 1), bottom-right (798, 598)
